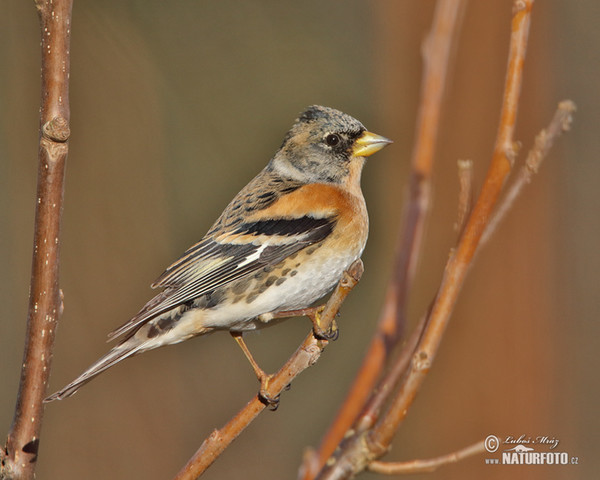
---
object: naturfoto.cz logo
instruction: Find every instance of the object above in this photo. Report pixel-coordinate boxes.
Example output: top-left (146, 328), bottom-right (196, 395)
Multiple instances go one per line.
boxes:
top-left (484, 434), bottom-right (579, 466)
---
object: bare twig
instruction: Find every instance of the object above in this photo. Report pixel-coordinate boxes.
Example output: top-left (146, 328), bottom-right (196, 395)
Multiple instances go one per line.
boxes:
top-left (367, 440), bottom-right (485, 474)
top-left (353, 312), bottom-right (428, 434)
top-left (455, 159), bottom-right (474, 233)
top-left (172, 261), bottom-right (363, 480)
top-left (481, 100), bottom-right (576, 246)
top-left (300, 2), bottom-right (466, 477)
top-left (367, 0), bottom-right (533, 455)
top-left (2, 1), bottom-right (72, 479)
top-left (314, 2), bottom-right (535, 478)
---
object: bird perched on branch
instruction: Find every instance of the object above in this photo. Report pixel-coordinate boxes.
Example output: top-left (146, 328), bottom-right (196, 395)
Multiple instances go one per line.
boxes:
top-left (46, 105), bottom-right (391, 404)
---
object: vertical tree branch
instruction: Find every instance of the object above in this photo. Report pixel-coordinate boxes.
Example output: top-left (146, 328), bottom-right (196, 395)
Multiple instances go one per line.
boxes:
top-left (300, 1), bottom-right (466, 478)
top-left (2, 1), bottom-right (72, 478)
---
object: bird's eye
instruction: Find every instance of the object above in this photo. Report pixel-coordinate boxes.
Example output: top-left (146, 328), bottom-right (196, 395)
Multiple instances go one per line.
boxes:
top-left (325, 134), bottom-right (340, 147)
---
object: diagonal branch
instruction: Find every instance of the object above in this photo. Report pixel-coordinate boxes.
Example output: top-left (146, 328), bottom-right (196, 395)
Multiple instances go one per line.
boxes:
top-left (300, 2), bottom-right (466, 477)
top-left (172, 260), bottom-right (364, 480)
top-left (2, 1), bottom-right (72, 479)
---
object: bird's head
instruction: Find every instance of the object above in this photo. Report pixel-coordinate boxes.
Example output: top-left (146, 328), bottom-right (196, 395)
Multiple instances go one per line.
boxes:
top-left (270, 105), bottom-right (391, 186)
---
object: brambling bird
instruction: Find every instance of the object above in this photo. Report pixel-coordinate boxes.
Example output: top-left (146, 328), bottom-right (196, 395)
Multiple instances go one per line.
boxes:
top-left (45, 105), bottom-right (391, 404)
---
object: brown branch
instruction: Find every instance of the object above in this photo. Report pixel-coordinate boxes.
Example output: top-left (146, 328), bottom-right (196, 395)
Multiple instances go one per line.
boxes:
top-left (172, 260), bottom-right (364, 480)
top-left (481, 100), bottom-right (576, 246)
top-left (314, 2), bottom-right (535, 478)
top-left (300, 2), bottom-right (466, 477)
top-left (2, 1), bottom-right (72, 479)
top-left (367, 440), bottom-right (485, 475)
top-left (455, 159), bottom-right (474, 234)
top-left (353, 312), bottom-right (428, 434)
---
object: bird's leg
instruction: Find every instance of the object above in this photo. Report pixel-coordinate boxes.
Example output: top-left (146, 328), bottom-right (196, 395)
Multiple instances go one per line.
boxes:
top-left (261, 305), bottom-right (338, 341)
top-left (230, 332), bottom-right (279, 409)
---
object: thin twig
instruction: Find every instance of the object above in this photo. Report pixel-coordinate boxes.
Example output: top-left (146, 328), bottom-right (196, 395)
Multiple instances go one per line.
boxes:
top-left (353, 312), bottom-right (428, 434)
top-left (172, 261), bottom-right (363, 480)
top-left (2, 1), bottom-right (72, 479)
top-left (315, 2), bottom-right (535, 478)
top-left (367, 440), bottom-right (485, 474)
top-left (455, 159), bottom-right (474, 233)
top-left (300, 2), bottom-right (466, 477)
top-left (481, 100), bottom-right (576, 246)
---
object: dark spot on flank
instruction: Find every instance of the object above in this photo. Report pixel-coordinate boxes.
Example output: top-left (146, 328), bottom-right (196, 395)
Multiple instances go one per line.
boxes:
top-left (205, 288), bottom-right (225, 309)
top-left (157, 317), bottom-right (174, 330)
top-left (254, 269), bottom-right (268, 281)
top-left (246, 293), bottom-right (259, 304)
top-left (232, 278), bottom-right (252, 295)
top-left (147, 325), bottom-right (160, 338)
top-left (288, 252), bottom-right (298, 260)
top-left (265, 275), bottom-right (278, 287)
top-left (290, 270), bottom-right (298, 277)
top-left (282, 268), bottom-right (291, 276)
top-left (232, 295), bottom-right (244, 304)
top-left (305, 246), bottom-right (318, 255)
top-left (275, 277), bottom-right (287, 286)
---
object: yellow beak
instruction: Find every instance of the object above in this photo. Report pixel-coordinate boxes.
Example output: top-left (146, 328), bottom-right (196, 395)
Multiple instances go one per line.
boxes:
top-left (352, 131), bottom-right (393, 157)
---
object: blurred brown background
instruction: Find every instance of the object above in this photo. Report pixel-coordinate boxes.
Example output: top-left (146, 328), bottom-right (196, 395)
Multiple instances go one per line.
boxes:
top-left (1, 1), bottom-right (597, 479)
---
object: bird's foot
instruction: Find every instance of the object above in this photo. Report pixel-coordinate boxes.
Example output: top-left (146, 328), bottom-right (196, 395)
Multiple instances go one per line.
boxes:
top-left (257, 373), bottom-right (280, 410)
top-left (309, 305), bottom-right (339, 341)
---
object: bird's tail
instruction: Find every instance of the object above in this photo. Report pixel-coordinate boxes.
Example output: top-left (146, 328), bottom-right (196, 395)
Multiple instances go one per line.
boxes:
top-left (44, 340), bottom-right (145, 402)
